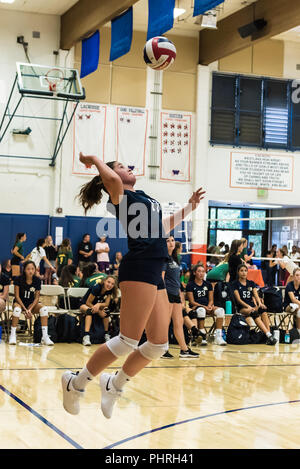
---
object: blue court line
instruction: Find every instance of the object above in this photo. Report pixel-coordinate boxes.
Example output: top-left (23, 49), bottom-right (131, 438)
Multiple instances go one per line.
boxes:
top-left (103, 399), bottom-right (300, 449)
top-left (0, 384), bottom-right (84, 449)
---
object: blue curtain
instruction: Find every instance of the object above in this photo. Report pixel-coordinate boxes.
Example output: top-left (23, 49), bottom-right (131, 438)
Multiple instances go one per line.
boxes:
top-left (80, 30), bottom-right (100, 79)
top-left (147, 0), bottom-right (175, 40)
top-left (110, 7), bottom-right (133, 61)
top-left (193, 0), bottom-right (223, 16)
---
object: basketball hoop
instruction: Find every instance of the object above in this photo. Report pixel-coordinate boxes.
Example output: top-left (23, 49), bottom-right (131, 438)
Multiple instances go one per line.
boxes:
top-left (45, 68), bottom-right (65, 93)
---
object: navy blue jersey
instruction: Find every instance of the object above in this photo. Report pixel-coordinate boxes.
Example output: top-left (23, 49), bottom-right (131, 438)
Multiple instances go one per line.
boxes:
top-left (186, 280), bottom-right (212, 306)
top-left (0, 274), bottom-right (10, 295)
top-left (82, 283), bottom-right (110, 306)
top-left (163, 256), bottom-right (181, 296)
top-left (284, 281), bottom-right (300, 309)
top-left (232, 280), bottom-right (257, 307)
top-left (107, 190), bottom-right (168, 260)
top-left (14, 275), bottom-right (41, 307)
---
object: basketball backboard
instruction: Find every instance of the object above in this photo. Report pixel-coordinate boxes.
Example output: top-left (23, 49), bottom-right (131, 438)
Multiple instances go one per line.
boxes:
top-left (16, 62), bottom-right (85, 99)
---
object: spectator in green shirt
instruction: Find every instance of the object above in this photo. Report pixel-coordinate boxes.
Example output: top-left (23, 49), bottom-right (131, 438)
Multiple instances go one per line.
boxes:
top-left (59, 264), bottom-right (81, 288)
top-left (56, 239), bottom-right (73, 278)
top-left (11, 233), bottom-right (27, 278)
top-left (80, 262), bottom-right (107, 288)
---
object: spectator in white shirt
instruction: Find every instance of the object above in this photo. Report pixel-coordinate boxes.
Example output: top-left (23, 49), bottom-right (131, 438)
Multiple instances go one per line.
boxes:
top-left (95, 235), bottom-right (110, 273)
top-left (291, 245), bottom-right (300, 261)
top-left (29, 238), bottom-right (56, 273)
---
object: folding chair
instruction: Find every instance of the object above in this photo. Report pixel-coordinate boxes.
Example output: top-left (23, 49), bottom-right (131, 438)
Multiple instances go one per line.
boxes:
top-left (66, 287), bottom-right (88, 315)
top-left (40, 285), bottom-right (69, 314)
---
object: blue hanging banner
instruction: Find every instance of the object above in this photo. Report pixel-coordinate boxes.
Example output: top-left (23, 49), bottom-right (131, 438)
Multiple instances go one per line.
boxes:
top-left (193, 0), bottom-right (223, 17)
top-left (147, 0), bottom-right (175, 41)
top-left (80, 30), bottom-right (100, 79)
top-left (110, 7), bottom-right (133, 61)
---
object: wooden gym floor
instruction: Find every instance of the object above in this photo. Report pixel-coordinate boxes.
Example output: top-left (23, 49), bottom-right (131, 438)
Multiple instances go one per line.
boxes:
top-left (1, 338), bottom-right (300, 449)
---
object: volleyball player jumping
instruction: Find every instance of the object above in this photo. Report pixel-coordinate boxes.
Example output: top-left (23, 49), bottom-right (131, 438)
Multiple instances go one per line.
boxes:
top-left (61, 153), bottom-right (205, 419)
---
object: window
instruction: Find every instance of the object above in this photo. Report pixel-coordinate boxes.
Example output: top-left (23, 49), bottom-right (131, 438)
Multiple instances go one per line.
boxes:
top-left (210, 73), bottom-right (296, 151)
top-left (249, 210), bottom-right (266, 230)
top-left (217, 209), bottom-right (241, 230)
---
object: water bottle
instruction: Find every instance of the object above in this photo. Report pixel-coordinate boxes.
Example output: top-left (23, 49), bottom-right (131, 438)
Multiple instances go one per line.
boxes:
top-left (225, 300), bottom-right (232, 315)
top-left (284, 330), bottom-right (290, 344)
top-left (0, 325), bottom-right (2, 343)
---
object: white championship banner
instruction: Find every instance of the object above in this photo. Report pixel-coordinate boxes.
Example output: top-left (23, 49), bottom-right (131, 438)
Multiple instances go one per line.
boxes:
top-left (230, 151), bottom-right (294, 191)
top-left (160, 112), bottom-right (192, 182)
top-left (116, 106), bottom-right (148, 177)
top-left (72, 102), bottom-right (107, 175)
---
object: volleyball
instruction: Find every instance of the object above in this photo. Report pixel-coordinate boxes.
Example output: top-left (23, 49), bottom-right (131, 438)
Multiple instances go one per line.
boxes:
top-left (143, 36), bottom-right (176, 71)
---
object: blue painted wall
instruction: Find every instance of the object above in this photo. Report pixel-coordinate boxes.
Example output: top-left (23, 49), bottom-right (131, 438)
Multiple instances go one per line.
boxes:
top-left (0, 213), bottom-right (191, 268)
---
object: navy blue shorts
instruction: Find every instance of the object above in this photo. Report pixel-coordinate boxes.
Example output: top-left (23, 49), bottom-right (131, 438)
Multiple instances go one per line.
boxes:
top-left (118, 257), bottom-right (166, 290)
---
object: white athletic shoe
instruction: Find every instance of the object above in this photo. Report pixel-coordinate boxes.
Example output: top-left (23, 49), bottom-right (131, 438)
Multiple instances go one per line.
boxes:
top-left (82, 335), bottom-right (91, 346)
top-left (61, 371), bottom-right (85, 415)
top-left (41, 335), bottom-right (54, 346)
top-left (8, 334), bottom-right (17, 345)
top-left (100, 373), bottom-right (122, 419)
top-left (214, 335), bottom-right (227, 346)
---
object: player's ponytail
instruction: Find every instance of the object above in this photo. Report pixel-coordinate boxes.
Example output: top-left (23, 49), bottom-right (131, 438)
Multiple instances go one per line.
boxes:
top-left (77, 161), bottom-right (116, 214)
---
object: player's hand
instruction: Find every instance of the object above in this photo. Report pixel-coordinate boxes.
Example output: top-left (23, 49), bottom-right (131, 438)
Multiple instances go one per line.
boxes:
top-left (79, 152), bottom-right (96, 168)
top-left (188, 188), bottom-right (206, 210)
top-left (25, 309), bottom-right (32, 319)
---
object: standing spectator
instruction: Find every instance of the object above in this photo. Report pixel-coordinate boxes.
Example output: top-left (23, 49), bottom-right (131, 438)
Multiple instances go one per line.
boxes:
top-left (113, 252), bottom-right (123, 277)
top-left (78, 234), bottom-right (94, 271)
top-left (228, 239), bottom-right (244, 282)
top-left (2, 260), bottom-right (12, 283)
top-left (275, 248), bottom-right (298, 285)
top-left (0, 263), bottom-right (10, 316)
top-left (44, 236), bottom-right (58, 285)
top-left (291, 245), bottom-right (300, 262)
top-left (30, 238), bottom-right (56, 272)
top-left (95, 235), bottom-right (110, 273)
top-left (11, 233), bottom-right (26, 278)
top-left (266, 244), bottom-right (277, 286)
top-left (56, 239), bottom-right (73, 278)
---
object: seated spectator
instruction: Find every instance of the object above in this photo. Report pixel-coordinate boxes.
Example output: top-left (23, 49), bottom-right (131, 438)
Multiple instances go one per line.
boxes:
top-left (56, 239), bottom-right (73, 278)
top-left (291, 245), bottom-right (300, 261)
top-left (206, 257), bottom-right (229, 283)
top-left (95, 235), bottom-right (110, 273)
top-left (0, 263), bottom-right (10, 316)
top-left (113, 252), bottom-right (123, 277)
top-left (186, 264), bottom-right (226, 346)
top-left (8, 260), bottom-right (54, 346)
top-left (59, 265), bottom-right (81, 288)
top-left (80, 276), bottom-right (118, 346)
top-left (78, 234), bottom-right (94, 271)
top-left (283, 267), bottom-right (300, 336)
top-left (228, 239), bottom-right (244, 282)
top-left (44, 236), bottom-right (58, 285)
top-left (232, 265), bottom-right (276, 345)
top-left (2, 259), bottom-right (12, 283)
top-left (80, 263), bottom-right (107, 287)
top-left (180, 269), bottom-right (190, 292)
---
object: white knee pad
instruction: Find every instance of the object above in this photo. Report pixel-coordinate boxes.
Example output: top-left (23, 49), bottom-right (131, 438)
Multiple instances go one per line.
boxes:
top-left (215, 307), bottom-right (225, 318)
top-left (196, 307), bottom-right (206, 319)
top-left (12, 306), bottom-right (21, 318)
top-left (289, 303), bottom-right (299, 314)
top-left (106, 333), bottom-right (138, 358)
top-left (138, 341), bottom-right (169, 360)
top-left (40, 306), bottom-right (48, 317)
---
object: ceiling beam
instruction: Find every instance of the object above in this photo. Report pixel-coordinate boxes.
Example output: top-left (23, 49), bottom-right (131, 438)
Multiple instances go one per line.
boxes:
top-left (60, 0), bottom-right (141, 50)
top-left (199, 0), bottom-right (300, 65)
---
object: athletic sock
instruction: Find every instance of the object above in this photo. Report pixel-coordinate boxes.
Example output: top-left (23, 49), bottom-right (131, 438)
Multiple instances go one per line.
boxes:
top-left (73, 366), bottom-right (94, 391)
top-left (10, 326), bottom-right (17, 336)
top-left (215, 328), bottom-right (222, 336)
top-left (266, 332), bottom-right (272, 338)
top-left (200, 329), bottom-right (206, 335)
top-left (42, 326), bottom-right (48, 338)
top-left (112, 369), bottom-right (131, 392)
